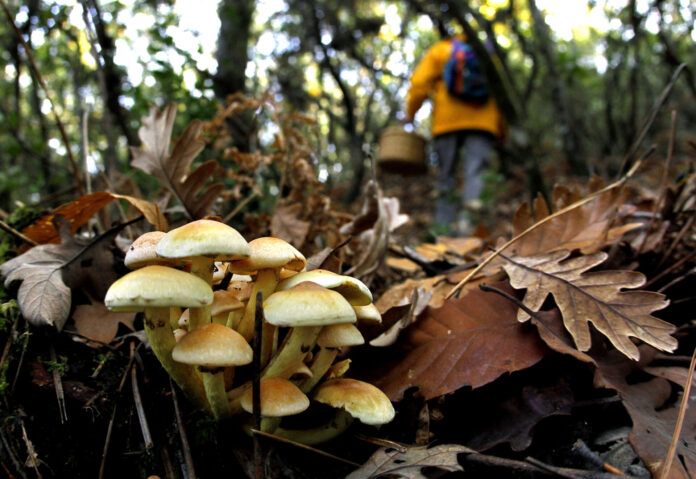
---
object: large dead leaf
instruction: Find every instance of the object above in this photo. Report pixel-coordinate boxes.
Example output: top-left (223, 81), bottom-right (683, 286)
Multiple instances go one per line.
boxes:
top-left (502, 250), bottom-right (676, 360)
top-left (22, 192), bottom-right (166, 244)
top-left (372, 282), bottom-right (549, 401)
top-left (270, 203), bottom-right (311, 248)
top-left (72, 298), bottom-right (135, 345)
top-left (595, 348), bottom-right (696, 479)
top-left (346, 444), bottom-right (469, 479)
top-left (130, 103), bottom-right (224, 219)
top-left (509, 180), bottom-right (641, 256)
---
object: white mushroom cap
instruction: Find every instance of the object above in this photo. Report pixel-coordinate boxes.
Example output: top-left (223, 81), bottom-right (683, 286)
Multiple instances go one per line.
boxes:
top-left (155, 219), bottom-right (250, 261)
top-left (313, 378), bottom-right (395, 425)
top-left (240, 377), bottom-right (310, 417)
top-left (228, 236), bottom-right (306, 273)
top-left (263, 282), bottom-right (357, 327)
top-left (353, 303), bottom-right (382, 325)
top-left (124, 231), bottom-right (173, 269)
top-left (171, 323), bottom-right (252, 368)
top-left (276, 269), bottom-right (372, 306)
top-left (105, 265), bottom-right (213, 312)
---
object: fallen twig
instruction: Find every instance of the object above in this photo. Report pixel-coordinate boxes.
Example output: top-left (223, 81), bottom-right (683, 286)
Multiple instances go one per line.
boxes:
top-left (170, 378), bottom-right (196, 479)
top-left (659, 345), bottom-right (696, 479)
top-left (130, 343), bottom-right (153, 450)
top-left (250, 429), bottom-right (360, 467)
top-left (49, 345), bottom-right (68, 424)
top-left (0, 220), bottom-right (37, 247)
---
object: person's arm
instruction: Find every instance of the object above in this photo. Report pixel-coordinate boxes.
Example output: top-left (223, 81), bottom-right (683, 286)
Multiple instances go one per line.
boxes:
top-left (405, 45), bottom-right (442, 121)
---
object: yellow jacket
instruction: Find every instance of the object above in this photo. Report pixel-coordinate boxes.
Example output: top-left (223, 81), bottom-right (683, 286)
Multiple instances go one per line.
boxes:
top-left (406, 37), bottom-right (505, 138)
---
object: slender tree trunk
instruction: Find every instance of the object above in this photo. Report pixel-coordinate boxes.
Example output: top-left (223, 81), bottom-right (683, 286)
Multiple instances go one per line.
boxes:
top-left (214, 0), bottom-right (255, 152)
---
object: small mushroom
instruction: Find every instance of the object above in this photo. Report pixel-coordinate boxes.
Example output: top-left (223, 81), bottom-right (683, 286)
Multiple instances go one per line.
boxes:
top-left (275, 269), bottom-right (372, 306)
top-left (172, 323), bottom-right (252, 419)
top-left (156, 219), bottom-right (250, 330)
top-left (104, 265), bottom-right (212, 410)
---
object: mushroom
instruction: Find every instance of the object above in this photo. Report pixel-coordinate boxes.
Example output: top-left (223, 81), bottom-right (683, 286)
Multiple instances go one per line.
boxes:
top-left (240, 377), bottom-right (311, 434)
top-left (155, 219), bottom-right (250, 330)
top-left (228, 236), bottom-right (306, 366)
top-left (123, 231), bottom-right (169, 269)
top-left (298, 324), bottom-right (364, 394)
top-left (172, 323), bottom-right (252, 419)
top-left (225, 282), bottom-right (356, 415)
top-left (275, 269), bottom-right (372, 306)
top-left (273, 378), bottom-right (395, 445)
top-left (104, 265), bottom-right (212, 410)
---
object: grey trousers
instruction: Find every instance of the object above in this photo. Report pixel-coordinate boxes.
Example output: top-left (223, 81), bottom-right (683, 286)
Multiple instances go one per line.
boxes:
top-left (433, 130), bottom-right (494, 225)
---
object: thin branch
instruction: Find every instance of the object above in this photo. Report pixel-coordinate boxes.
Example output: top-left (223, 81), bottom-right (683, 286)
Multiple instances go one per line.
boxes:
top-left (446, 148), bottom-right (650, 299)
top-left (49, 345), bottom-right (68, 424)
top-left (170, 378), bottom-right (196, 479)
top-left (250, 429), bottom-right (361, 467)
top-left (659, 345), bottom-right (696, 479)
top-left (130, 344), bottom-right (153, 450)
top-left (0, 220), bottom-right (38, 247)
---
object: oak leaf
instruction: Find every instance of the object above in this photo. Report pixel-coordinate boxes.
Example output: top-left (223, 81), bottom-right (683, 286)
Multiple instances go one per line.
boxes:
top-left (509, 180), bottom-right (641, 256)
top-left (22, 191), bottom-right (166, 244)
top-left (371, 282), bottom-right (548, 401)
top-left (270, 203), bottom-right (311, 248)
top-left (502, 250), bottom-right (676, 360)
top-left (346, 444), bottom-right (469, 479)
top-left (130, 103), bottom-right (224, 219)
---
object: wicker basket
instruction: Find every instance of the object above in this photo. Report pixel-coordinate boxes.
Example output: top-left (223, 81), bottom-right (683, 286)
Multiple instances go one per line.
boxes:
top-left (376, 126), bottom-right (427, 175)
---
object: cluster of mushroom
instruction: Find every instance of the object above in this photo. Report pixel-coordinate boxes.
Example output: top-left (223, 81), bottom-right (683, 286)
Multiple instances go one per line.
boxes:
top-left (104, 219), bottom-right (394, 444)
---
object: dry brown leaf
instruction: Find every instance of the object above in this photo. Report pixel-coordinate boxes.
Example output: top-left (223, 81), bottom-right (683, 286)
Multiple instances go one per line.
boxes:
top-left (72, 299), bottom-right (135, 345)
top-left (595, 349), bottom-right (696, 479)
top-left (509, 181), bottom-right (641, 256)
top-left (22, 192), bottom-right (166, 244)
top-left (369, 287), bottom-right (431, 347)
top-left (270, 203), bottom-right (311, 248)
top-left (130, 103), bottom-right (224, 219)
top-left (372, 282), bottom-right (549, 401)
top-left (346, 444), bottom-right (469, 479)
top-left (503, 250), bottom-right (676, 360)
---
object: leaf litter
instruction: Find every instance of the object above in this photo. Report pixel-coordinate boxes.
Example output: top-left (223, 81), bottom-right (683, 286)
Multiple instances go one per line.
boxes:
top-left (1, 98), bottom-right (695, 478)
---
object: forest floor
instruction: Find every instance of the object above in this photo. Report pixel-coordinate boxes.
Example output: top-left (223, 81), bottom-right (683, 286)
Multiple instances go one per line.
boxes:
top-left (1, 153), bottom-right (694, 479)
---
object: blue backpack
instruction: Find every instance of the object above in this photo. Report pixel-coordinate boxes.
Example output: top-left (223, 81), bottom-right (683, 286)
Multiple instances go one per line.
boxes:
top-left (443, 39), bottom-right (489, 104)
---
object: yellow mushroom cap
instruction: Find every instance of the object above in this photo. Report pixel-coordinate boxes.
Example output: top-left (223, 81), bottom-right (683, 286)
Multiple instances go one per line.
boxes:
top-left (105, 265), bottom-right (213, 312)
top-left (276, 269), bottom-right (372, 306)
top-left (263, 282), bottom-right (357, 327)
top-left (228, 236), bottom-right (306, 273)
top-left (155, 219), bottom-right (250, 261)
top-left (172, 323), bottom-right (252, 368)
top-left (210, 290), bottom-right (245, 316)
top-left (313, 378), bottom-right (395, 425)
top-left (240, 377), bottom-right (310, 417)
top-left (317, 324), bottom-right (365, 348)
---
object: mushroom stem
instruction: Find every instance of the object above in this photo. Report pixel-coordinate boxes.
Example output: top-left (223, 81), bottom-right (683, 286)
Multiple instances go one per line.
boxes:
top-left (261, 325), bottom-right (321, 379)
top-left (297, 347), bottom-right (338, 394)
top-left (237, 269), bottom-right (279, 353)
top-left (201, 369), bottom-right (232, 420)
top-left (188, 258), bottom-right (214, 330)
top-left (143, 307), bottom-right (208, 411)
top-left (271, 409), bottom-right (354, 445)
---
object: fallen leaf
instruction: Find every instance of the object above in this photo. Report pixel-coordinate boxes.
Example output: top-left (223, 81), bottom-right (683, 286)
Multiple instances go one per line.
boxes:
top-left (22, 192), bottom-right (166, 244)
top-left (509, 181), bottom-right (641, 256)
top-left (270, 203), bottom-right (311, 248)
top-left (595, 348), bottom-right (696, 479)
top-left (503, 250), bottom-right (676, 360)
top-left (0, 240), bottom-right (81, 329)
top-left (463, 381), bottom-right (574, 452)
top-left (372, 281), bottom-right (549, 401)
top-left (72, 299), bottom-right (135, 345)
top-left (130, 103), bottom-right (224, 219)
top-left (346, 444), bottom-right (469, 479)
top-left (369, 287), bottom-right (431, 347)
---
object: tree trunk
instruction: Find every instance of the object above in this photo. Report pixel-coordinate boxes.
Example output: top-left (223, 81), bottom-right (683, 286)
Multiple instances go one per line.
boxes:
top-left (214, 0), bottom-right (255, 152)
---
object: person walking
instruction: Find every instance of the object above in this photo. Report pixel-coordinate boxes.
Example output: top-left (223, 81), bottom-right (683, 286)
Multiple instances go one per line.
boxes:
top-left (404, 32), bottom-right (506, 236)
